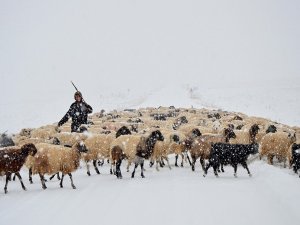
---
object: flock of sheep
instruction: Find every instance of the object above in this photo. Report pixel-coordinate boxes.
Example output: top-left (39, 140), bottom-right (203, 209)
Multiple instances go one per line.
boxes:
top-left (1, 106), bottom-right (300, 194)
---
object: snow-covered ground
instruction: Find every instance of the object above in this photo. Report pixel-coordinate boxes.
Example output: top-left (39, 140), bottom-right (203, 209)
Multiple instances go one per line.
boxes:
top-left (1, 156), bottom-right (300, 225)
top-left (1, 1), bottom-right (300, 225)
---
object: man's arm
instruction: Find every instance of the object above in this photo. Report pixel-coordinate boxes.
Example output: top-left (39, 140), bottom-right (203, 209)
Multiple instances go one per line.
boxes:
top-left (58, 104), bottom-right (74, 126)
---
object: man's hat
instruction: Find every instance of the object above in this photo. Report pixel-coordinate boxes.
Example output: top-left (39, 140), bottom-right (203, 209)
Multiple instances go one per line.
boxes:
top-left (74, 91), bottom-right (82, 99)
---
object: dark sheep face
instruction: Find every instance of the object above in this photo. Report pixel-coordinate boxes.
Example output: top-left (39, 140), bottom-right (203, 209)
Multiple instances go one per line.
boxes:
top-left (191, 129), bottom-right (202, 138)
top-left (116, 126), bottom-right (132, 138)
top-left (152, 130), bottom-right (164, 142)
top-left (22, 143), bottom-right (38, 156)
top-left (172, 134), bottom-right (180, 143)
top-left (266, 125), bottom-right (277, 134)
top-left (77, 142), bottom-right (88, 153)
top-left (250, 143), bottom-right (259, 154)
top-left (224, 128), bottom-right (236, 139)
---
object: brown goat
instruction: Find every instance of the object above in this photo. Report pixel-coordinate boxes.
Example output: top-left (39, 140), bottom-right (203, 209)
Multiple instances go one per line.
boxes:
top-left (0, 143), bottom-right (37, 194)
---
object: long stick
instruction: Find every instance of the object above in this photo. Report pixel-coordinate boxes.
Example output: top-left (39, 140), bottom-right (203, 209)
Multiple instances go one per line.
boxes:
top-left (71, 81), bottom-right (85, 102)
top-left (71, 81), bottom-right (79, 92)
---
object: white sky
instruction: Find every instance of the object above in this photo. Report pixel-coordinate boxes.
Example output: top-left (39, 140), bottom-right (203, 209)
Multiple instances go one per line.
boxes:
top-left (0, 0), bottom-right (299, 132)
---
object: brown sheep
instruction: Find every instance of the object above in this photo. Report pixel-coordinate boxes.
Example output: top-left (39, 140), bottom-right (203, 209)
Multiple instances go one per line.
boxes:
top-left (186, 128), bottom-right (236, 172)
top-left (259, 132), bottom-right (296, 167)
top-left (0, 143), bottom-right (37, 194)
top-left (31, 142), bottom-right (87, 189)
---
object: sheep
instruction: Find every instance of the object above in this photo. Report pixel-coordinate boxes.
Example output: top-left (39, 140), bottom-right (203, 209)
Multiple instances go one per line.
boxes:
top-left (31, 142), bottom-right (87, 189)
top-left (30, 125), bottom-right (60, 140)
top-left (116, 126), bottom-right (132, 138)
top-left (151, 140), bottom-right (172, 171)
top-left (288, 143), bottom-right (300, 176)
top-left (229, 124), bottom-right (260, 144)
top-left (81, 133), bottom-right (115, 176)
top-left (186, 128), bottom-right (236, 172)
top-left (259, 132), bottom-right (296, 167)
top-left (203, 143), bottom-right (259, 177)
top-left (110, 145), bottom-right (126, 179)
top-left (0, 133), bottom-right (15, 147)
top-left (110, 130), bottom-right (164, 178)
top-left (51, 132), bottom-right (88, 146)
top-left (0, 143), bottom-right (37, 194)
top-left (131, 130), bottom-right (164, 178)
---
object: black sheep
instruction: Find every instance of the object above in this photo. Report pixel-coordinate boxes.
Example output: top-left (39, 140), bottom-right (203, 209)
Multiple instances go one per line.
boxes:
top-left (290, 143), bottom-right (300, 177)
top-left (204, 143), bottom-right (259, 177)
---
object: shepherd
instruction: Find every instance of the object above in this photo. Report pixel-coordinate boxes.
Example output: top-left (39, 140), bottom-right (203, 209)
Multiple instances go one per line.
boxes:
top-left (58, 82), bottom-right (93, 132)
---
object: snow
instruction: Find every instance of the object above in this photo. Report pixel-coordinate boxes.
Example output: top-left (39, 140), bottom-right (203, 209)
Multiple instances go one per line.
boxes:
top-left (1, 157), bottom-right (300, 225)
top-left (1, 1), bottom-right (300, 225)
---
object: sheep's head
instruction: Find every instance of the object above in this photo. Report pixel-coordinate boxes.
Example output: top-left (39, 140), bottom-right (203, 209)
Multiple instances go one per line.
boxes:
top-left (288, 133), bottom-right (297, 143)
top-left (249, 143), bottom-right (259, 155)
top-left (150, 130), bottom-right (164, 142)
top-left (116, 126), bottom-right (132, 138)
top-left (191, 128), bottom-right (202, 138)
top-left (75, 141), bottom-right (88, 153)
top-left (224, 128), bottom-right (236, 140)
top-left (22, 143), bottom-right (38, 156)
top-left (266, 125), bottom-right (277, 134)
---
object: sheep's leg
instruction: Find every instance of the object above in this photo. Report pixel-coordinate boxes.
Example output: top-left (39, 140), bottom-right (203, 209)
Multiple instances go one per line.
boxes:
top-left (68, 173), bottom-right (76, 189)
top-left (110, 160), bottom-right (114, 175)
top-left (39, 173), bottom-right (47, 190)
top-left (60, 174), bottom-right (65, 188)
top-left (156, 157), bottom-right (160, 171)
top-left (4, 173), bottom-right (11, 194)
top-left (241, 162), bottom-right (251, 177)
top-left (186, 153), bottom-right (192, 166)
top-left (221, 164), bottom-right (225, 173)
top-left (175, 154), bottom-right (179, 167)
top-left (149, 158), bottom-right (154, 167)
top-left (200, 158), bottom-right (206, 172)
top-left (267, 155), bottom-right (274, 165)
top-left (233, 164), bottom-right (238, 177)
top-left (86, 162), bottom-right (91, 176)
top-left (163, 156), bottom-right (172, 170)
top-left (93, 160), bottom-right (100, 174)
top-left (98, 159), bottom-right (104, 167)
top-left (203, 162), bottom-right (211, 177)
top-left (15, 172), bottom-right (26, 191)
top-left (116, 159), bottom-right (122, 179)
top-left (127, 160), bottom-right (131, 172)
top-left (213, 165), bottom-right (219, 177)
top-left (161, 157), bottom-right (165, 167)
top-left (191, 156), bottom-right (196, 171)
top-left (12, 173), bottom-right (16, 181)
top-left (140, 161), bottom-right (145, 178)
top-left (131, 163), bottom-right (138, 178)
top-left (29, 168), bottom-right (33, 184)
top-left (180, 153), bottom-right (184, 167)
top-left (49, 172), bottom-right (60, 181)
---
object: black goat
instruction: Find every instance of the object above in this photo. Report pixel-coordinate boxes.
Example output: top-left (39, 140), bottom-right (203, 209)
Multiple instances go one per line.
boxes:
top-left (204, 143), bottom-right (259, 177)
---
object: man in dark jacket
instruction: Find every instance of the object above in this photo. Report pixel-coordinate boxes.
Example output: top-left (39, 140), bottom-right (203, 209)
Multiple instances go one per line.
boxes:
top-left (58, 91), bottom-right (93, 132)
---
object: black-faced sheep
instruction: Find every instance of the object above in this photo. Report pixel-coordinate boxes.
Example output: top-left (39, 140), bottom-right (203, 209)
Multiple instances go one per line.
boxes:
top-left (288, 143), bottom-right (300, 176)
